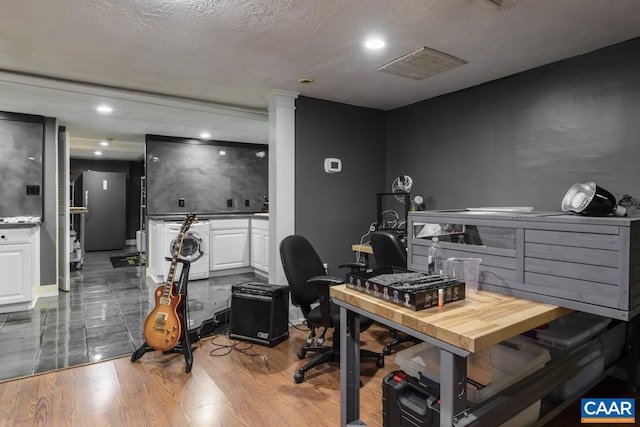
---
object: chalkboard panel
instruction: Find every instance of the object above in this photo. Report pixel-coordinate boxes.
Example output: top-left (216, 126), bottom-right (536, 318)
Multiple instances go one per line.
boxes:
top-left (145, 135), bottom-right (268, 215)
top-left (0, 112), bottom-right (44, 218)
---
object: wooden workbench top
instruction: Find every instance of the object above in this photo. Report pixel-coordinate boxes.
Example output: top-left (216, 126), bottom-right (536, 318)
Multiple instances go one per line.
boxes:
top-left (330, 284), bottom-right (571, 353)
top-left (351, 244), bottom-right (373, 254)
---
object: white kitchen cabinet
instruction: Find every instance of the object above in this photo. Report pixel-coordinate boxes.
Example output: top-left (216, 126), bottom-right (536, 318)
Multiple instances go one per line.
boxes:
top-left (251, 218), bottom-right (269, 273)
top-left (210, 219), bottom-right (250, 271)
top-left (0, 226), bottom-right (39, 313)
top-left (147, 218), bottom-right (165, 282)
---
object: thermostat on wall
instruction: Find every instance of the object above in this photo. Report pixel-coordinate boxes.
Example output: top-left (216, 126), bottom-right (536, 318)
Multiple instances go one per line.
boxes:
top-left (324, 158), bottom-right (342, 173)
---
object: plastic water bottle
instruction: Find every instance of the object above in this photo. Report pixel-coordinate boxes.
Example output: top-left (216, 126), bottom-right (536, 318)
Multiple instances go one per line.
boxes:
top-left (428, 236), bottom-right (443, 275)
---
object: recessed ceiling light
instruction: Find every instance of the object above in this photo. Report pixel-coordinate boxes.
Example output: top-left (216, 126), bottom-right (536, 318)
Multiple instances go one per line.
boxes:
top-left (96, 105), bottom-right (113, 114)
top-left (218, 150), bottom-right (226, 156)
top-left (298, 78), bottom-right (315, 85)
top-left (94, 151), bottom-right (102, 156)
top-left (365, 38), bottom-right (386, 50)
top-left (200, 132), bottom-right (211, 139)
top-left (100, 140), bottom-right (109, 146)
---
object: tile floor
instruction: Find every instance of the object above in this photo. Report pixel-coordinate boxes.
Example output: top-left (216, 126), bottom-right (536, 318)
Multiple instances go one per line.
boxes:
top-left (0, 247), bottom-right (265, 382)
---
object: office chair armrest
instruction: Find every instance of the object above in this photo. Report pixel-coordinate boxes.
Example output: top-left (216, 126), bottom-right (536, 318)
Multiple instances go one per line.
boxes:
top-left (307, 275), bottom-right (343, 287)
top-left (338, 262), bottom-right (368, 272)
top-left (307, 275), bottom-right (343, 328)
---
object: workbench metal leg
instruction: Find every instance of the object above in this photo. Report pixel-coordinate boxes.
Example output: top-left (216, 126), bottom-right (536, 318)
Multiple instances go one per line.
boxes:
top-left (626, 315), bottom-right (639, 392)
top-left (440, 349), bottom-right (468, 427)
top-left (340, 307), bottom-right (362, 426)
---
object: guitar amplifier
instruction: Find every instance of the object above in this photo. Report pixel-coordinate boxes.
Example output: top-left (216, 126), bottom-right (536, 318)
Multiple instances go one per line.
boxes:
top-left (229, 283), bottom-right (289, 347)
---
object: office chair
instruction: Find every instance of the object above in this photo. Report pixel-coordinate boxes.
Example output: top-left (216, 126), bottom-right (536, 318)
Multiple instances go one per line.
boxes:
top-left (280, 235), bottom-right (385, 383)
top-left (370, 230), bottom-right (421, 355)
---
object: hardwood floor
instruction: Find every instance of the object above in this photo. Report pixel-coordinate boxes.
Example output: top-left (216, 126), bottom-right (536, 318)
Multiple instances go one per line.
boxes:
top-left (0, 322), bottom-right (636, 426)
top-left (0, 323), bottom-right (400, 427)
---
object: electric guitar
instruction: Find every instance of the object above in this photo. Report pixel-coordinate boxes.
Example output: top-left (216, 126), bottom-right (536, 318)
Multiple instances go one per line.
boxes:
top-left (143, 213), bottom-right (196, 351)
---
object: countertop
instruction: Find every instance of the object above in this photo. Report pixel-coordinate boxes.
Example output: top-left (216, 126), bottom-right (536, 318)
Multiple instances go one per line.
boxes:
top-left (147, 213), bottom-right (268, 221)
top-left (0, 222), bottom-right (40, 229)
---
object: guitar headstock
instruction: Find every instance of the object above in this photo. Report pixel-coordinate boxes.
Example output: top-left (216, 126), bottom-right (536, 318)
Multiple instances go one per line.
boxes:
top-left (180, 213), bottom-right (196, 234)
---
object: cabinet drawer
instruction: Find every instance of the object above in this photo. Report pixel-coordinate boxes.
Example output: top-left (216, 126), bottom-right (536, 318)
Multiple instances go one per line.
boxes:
top-left (210, 219), bottom-right (250, 230)
top-left (251, 218), bottom-right (268, 231)
top-left (0, 228), bottom-right (32, 244)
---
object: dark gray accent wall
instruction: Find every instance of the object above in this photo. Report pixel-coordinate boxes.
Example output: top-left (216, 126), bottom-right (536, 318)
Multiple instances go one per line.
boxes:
top-left (70, 159), bottom-right (143, 240)
top-left (386, 38), bottom-right (640, 211)
top-left (0, 112), bottom-right (43, 218)
top-left (145, 135), bottom-right (268, 215)
top-left (295, 96), bottom-right (386, 274)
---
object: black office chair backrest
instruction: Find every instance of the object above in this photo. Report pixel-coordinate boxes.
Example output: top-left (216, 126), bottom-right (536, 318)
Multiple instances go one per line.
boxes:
top-left (371, 231), bottom-right (407, 269)
top-left (280, 235), bottom-right (328, 310)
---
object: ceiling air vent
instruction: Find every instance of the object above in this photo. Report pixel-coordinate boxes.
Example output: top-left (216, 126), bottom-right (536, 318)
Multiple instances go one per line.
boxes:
top-left (483, 0), bottom-right (517, 9)
top-left (377, 46), bottom-right (467, 80)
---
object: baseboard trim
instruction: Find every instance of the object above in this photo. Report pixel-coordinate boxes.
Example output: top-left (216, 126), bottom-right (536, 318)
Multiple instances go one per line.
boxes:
top-left (37, 284), bottom-right (59, 297)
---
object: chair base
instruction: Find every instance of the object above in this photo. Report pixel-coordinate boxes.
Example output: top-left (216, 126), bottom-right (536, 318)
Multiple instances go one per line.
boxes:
top-left (294, 335), bottom-right (384, 383)
top-left (383, 333), bottom-right (421, 355)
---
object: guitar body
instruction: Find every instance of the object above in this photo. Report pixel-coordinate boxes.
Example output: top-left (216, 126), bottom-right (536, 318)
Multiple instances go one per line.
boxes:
top-left (143, 284), bottom-right (183, 351)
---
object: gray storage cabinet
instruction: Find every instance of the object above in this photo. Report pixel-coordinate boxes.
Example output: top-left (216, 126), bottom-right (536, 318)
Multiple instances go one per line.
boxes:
top-left (408, 210), bottom-right (640, 320)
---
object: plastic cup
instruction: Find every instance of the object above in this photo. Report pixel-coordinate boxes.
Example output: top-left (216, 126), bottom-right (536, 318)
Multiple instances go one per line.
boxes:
top-left (443, 257), bottom-right (465, 284)
top-left (463, 258), bottom-right (482, 291)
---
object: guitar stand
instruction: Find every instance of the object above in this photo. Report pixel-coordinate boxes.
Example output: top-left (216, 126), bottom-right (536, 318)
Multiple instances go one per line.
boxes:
top-left (131, 258), bottom-right (196, 373)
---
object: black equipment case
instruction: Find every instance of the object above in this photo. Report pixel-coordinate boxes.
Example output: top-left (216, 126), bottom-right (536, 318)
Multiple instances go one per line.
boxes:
top-left (383, 370), bottom-right (441, 427)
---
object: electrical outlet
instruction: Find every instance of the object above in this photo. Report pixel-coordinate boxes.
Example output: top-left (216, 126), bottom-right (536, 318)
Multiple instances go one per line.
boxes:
top-left (178, 198), bottom-right (185, 207)
top-left (245, 199), bottom-right (250, 207)
top-left (226, 199), bottom-right (233, 208)
top-left (26, 185), bottom-right (40, 195)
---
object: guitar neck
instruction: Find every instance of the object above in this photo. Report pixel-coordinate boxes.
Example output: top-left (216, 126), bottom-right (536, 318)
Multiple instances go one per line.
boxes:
top-left (163, 230), bottom-right (186, 296)
top-left (160, 213), bottom-right (195, 298)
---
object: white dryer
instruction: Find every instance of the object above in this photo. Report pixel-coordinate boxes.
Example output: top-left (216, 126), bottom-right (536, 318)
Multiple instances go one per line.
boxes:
top-left (163, 220), bottom-right (210, 280)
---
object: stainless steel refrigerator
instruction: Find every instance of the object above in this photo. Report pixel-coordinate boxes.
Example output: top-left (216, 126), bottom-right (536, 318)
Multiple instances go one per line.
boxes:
top-left (74, 171), bottom-right (126, 251)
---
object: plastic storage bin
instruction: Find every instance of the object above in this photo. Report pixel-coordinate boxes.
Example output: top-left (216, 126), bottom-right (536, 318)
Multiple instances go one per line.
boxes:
top-left (549, 350), bottom-right (604, 402)
top-left (531, 312), bottom-right (613, 402)
top-left (395, 336), bottom-right (549, 426)
top-left (600, 322), bottom-right (625, 367)
top-left (396, 336), bottom-right (550, 403)
top-left (535, 312), bottom-right (610, 357)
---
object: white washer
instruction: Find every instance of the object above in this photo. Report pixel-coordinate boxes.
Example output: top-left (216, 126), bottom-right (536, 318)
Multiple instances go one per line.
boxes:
top-left (164, 220), bottom-right (210, 280)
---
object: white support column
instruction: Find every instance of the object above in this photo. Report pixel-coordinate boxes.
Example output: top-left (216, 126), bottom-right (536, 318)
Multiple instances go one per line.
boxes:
top-left (267, 89), bottom-right (299, 286)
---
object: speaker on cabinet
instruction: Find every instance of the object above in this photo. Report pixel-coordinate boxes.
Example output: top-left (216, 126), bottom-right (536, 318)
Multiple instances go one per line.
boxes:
top-left (229, 283), bottom-right (289, 347)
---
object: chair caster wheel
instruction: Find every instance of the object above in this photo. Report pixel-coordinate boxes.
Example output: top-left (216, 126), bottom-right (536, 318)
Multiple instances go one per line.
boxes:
top-left (297, 350), bottom-right (306, 359)
top-left (383, 346), bottom-right (392, 356)
top-left (294, 372), bottom-right (305, 383)
top-left (376, 358), bottom-right (385, 368)
top-left (317, 337), bottom-right (325, 346)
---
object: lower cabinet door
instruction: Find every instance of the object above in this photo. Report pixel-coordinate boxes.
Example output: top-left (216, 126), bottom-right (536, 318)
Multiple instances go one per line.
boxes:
top-left (0, 243), bottom-right (32, 305)
top-left (210, 229), bottom-right (250, 270)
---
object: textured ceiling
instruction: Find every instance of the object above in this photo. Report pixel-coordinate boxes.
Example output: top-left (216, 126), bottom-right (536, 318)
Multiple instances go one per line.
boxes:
top-left (1, 0), bottom-right (639, 159)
